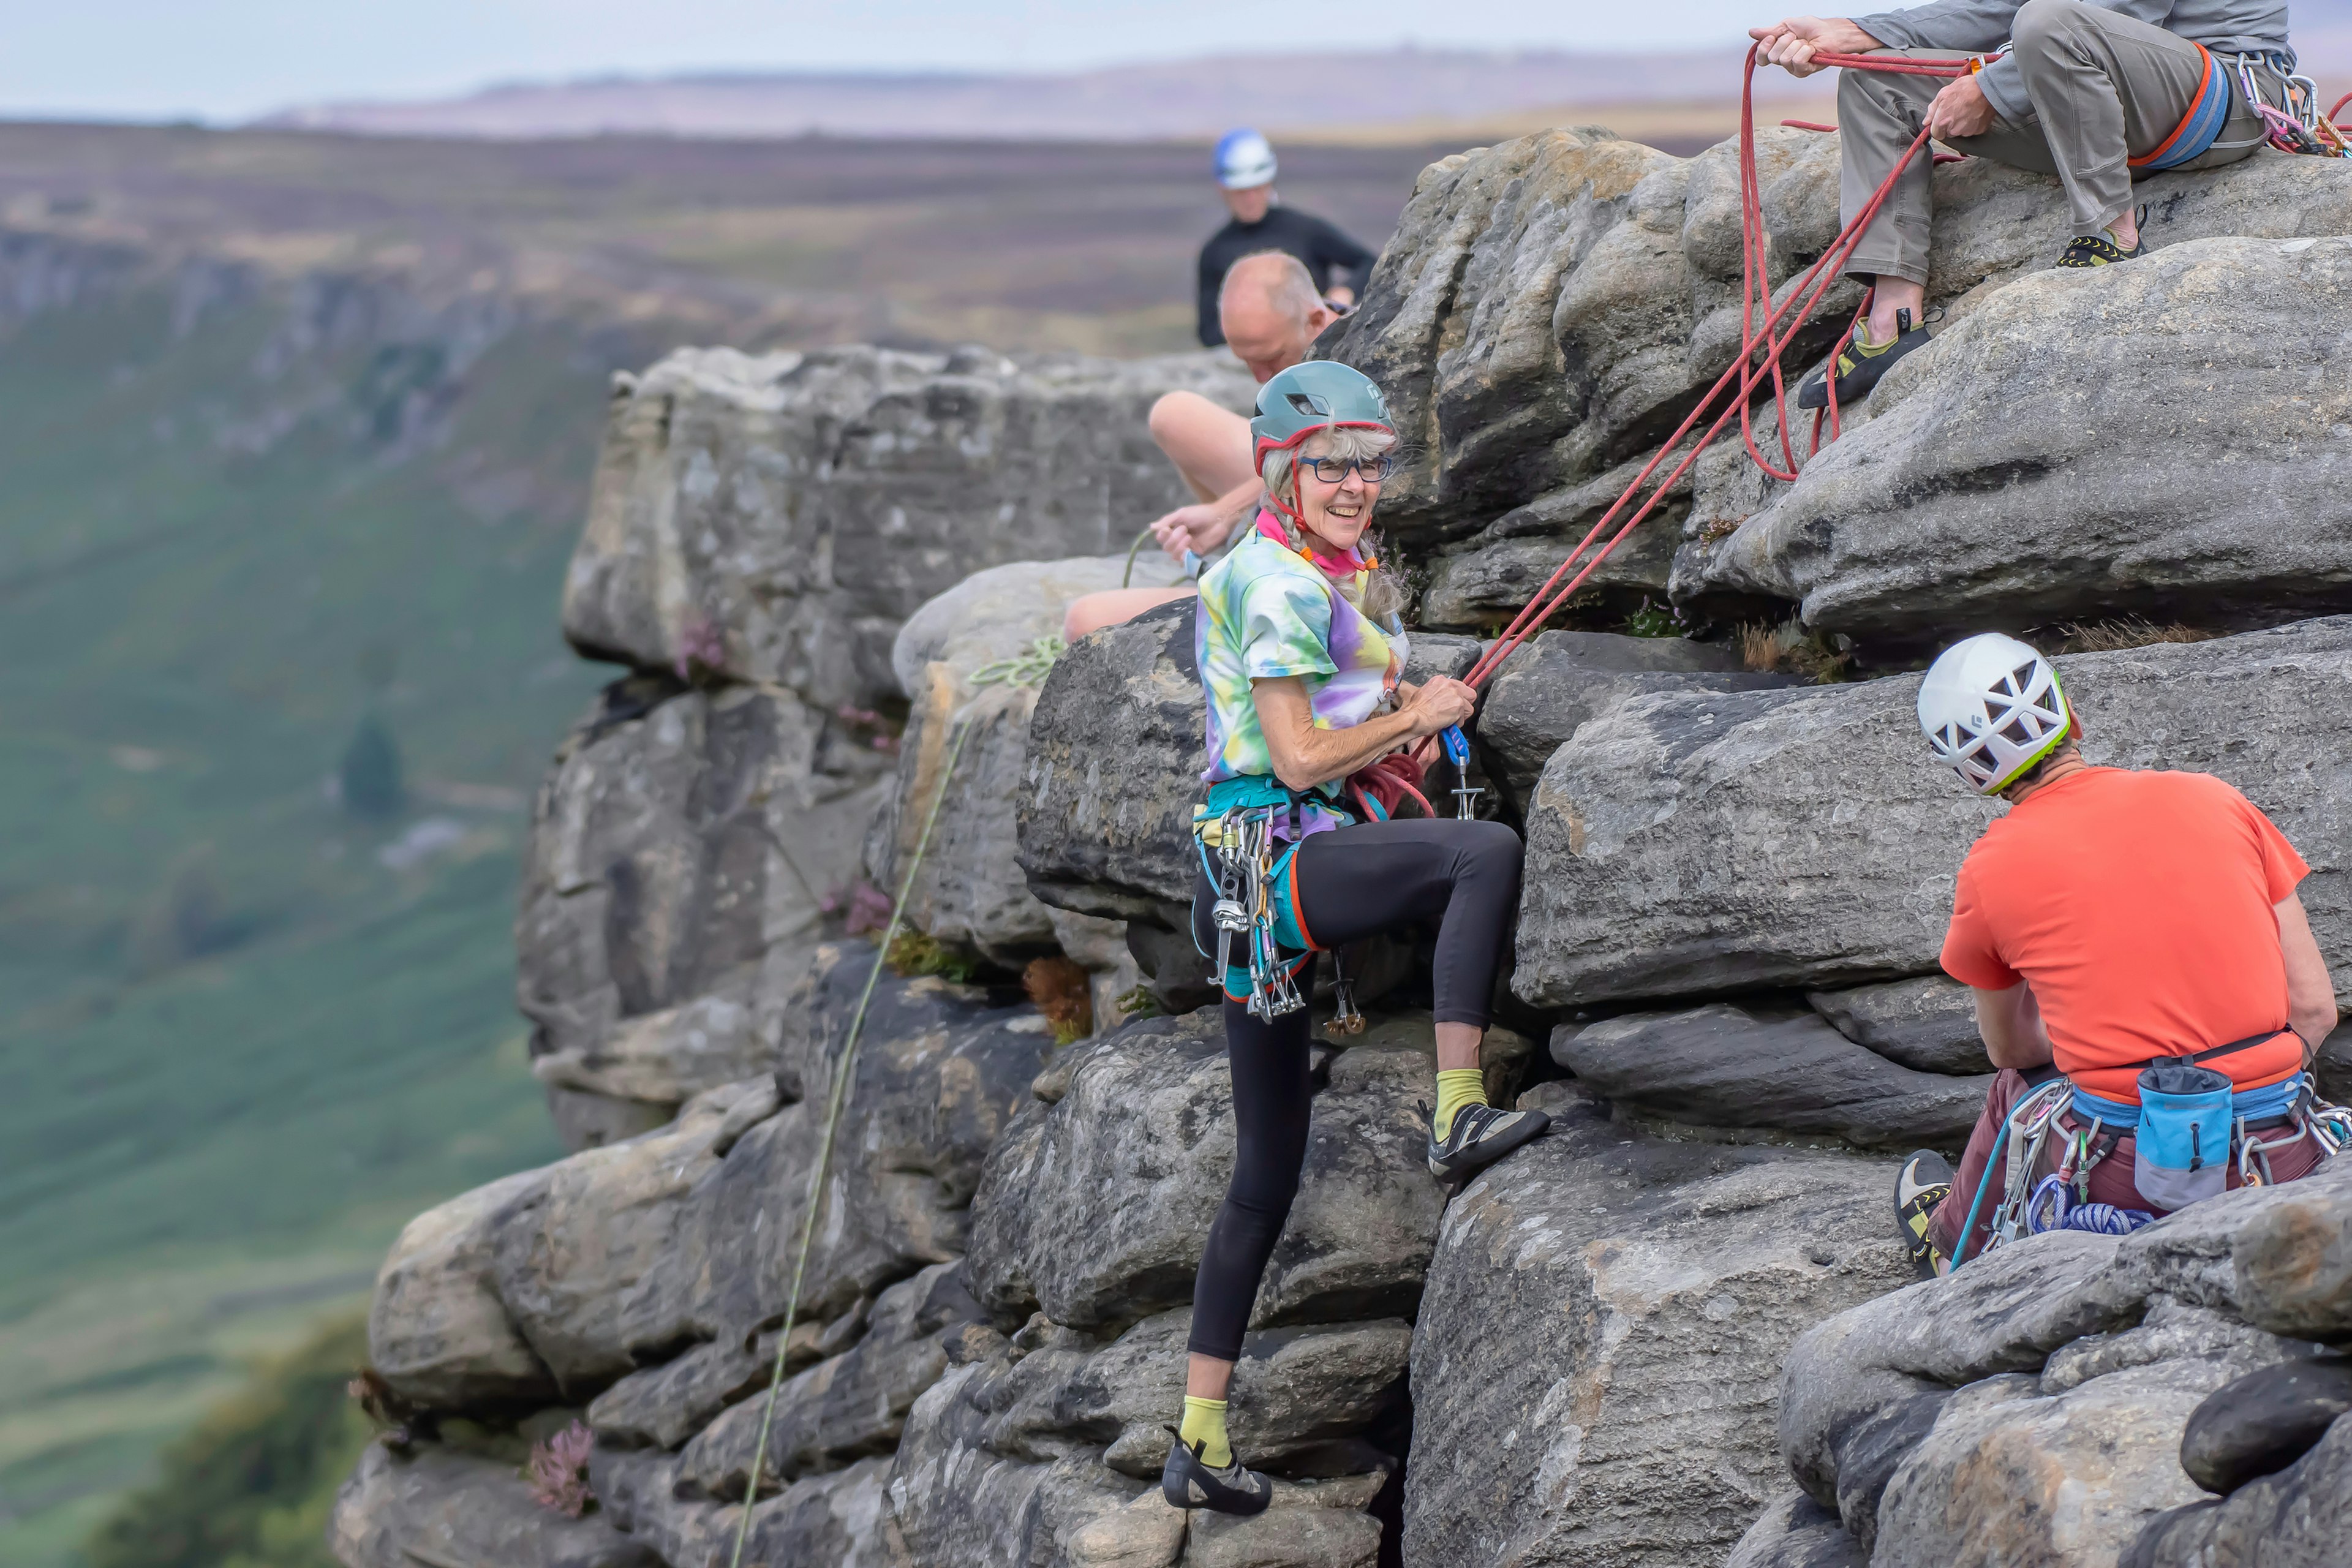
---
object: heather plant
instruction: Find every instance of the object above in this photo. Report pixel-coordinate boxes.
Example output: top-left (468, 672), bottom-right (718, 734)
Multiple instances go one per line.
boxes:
top-left (526, 1419), bottom-right (596, 1518)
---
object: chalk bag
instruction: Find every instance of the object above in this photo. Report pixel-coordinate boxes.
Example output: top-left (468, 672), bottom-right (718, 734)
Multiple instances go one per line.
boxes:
top-left (2133, 1061), bottom-right (2236, 1210)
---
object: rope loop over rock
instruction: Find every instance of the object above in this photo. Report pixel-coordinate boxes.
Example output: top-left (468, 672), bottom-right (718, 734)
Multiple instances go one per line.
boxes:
top-left (1457, 46), bottom-right (1968, 696)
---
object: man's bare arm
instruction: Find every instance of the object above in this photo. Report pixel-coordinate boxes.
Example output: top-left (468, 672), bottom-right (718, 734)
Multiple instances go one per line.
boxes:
top-left (2277, 892), bottom-right (2340, 1063)
top-left (1973, 981), bottom-right (2055, 1072)
top-left (1151, 477), bottom-right (1262, 562)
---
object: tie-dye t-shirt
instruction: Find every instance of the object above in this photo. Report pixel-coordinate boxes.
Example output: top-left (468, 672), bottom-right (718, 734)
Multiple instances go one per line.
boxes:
top-left (1195, 519), bottom-right (1408, 790)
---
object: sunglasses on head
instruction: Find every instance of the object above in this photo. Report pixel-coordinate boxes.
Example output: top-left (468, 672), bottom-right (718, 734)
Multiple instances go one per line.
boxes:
top-left (1300, 454), bottom-right (1396, 483)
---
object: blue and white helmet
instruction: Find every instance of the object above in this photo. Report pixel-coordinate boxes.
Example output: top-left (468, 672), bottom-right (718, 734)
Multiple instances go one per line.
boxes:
top-left (1213, 129), bottom-right (1278, 190)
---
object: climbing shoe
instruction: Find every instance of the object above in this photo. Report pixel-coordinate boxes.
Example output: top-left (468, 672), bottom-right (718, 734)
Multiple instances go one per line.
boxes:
top-left (2057, 204), bottom-right (2147, 268)
top-left (1427, 1101), bottom-right (1550, 1180)
top-left (1795, 307), bottom-right (1932, 410)
top-left (2056, 231), bottom-right (2144, 266)
top-left (1894, 1149), bottom-right (1954, 1281)
top-left (1162, 1431), bottom-right (1272, 1515)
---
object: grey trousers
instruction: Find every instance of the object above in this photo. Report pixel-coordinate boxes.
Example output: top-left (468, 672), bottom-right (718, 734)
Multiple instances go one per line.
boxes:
top-left (1840, 0), bottom-right (2278, 283)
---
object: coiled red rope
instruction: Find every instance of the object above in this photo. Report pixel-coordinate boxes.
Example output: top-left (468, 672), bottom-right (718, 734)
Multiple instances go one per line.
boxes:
top-left (1456, 45), bottom-right (1969, 693)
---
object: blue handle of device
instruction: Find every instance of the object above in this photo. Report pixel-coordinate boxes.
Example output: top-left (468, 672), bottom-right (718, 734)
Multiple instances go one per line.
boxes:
top-left (1440, 725), bottom-right (1470, 769)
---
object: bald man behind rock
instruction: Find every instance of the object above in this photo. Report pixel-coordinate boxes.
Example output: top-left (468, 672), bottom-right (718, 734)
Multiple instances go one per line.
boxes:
top-left (1065, 252), bottom-right (1339, 640)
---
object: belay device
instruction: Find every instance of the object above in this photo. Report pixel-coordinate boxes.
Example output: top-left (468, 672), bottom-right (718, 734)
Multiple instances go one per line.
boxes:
top-left (1439, 724), bottom-right (1481, 820)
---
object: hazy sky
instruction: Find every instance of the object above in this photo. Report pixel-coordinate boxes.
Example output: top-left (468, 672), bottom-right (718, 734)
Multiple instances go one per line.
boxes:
top-left (1, 0), bottom-right (1770, 121)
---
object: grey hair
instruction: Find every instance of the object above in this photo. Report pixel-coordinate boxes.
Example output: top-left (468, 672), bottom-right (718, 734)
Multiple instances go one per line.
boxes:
top-left (1261, 426), bottom-right (1408, 625)
top-left (1218, 249), bottom-right (1321, 322)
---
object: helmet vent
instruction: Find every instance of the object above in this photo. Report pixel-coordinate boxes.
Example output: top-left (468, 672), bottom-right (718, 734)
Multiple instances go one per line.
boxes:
top-left (1284, 392), bottom-right (1331, 417)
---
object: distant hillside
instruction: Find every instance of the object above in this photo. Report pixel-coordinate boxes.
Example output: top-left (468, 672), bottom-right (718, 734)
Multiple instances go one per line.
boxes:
top-left (260, 46), bottom-right (1821, 141)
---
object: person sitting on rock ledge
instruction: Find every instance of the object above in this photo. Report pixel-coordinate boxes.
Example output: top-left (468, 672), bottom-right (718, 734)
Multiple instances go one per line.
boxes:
top-left (1893, 631), bottom-right (2340, 1279)
top-left (1063, 252), bottom-right (1340, 642)
top-left (1752, 0), bottom-right (2295, 409)
top-left (1163, 361), bottom-right (1549, 1517)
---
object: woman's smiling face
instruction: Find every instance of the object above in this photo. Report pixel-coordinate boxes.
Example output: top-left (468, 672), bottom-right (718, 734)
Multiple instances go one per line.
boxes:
top-left (1293, 430), bottom-right (1389, 555)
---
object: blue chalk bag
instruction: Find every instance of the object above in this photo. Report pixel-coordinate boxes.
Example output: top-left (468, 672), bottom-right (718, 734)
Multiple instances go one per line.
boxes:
top-left (2133, 1061), bottom-right (2235, 1209)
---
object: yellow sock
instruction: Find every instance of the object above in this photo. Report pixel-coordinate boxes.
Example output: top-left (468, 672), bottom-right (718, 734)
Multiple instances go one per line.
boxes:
top-left (1434, 1068), bottom-right (1488, 1140)
top-left (1180, 1396), bottom-right (1231, 1469)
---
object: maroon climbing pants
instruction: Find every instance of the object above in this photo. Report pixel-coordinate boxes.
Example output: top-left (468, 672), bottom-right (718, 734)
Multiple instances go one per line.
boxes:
top-left (1928, 1067), bottom-right (2327, 1260)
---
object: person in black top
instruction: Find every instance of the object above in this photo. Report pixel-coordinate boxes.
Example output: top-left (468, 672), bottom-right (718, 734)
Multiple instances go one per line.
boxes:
top-left (1196, 129), bottom-right (1376, 348)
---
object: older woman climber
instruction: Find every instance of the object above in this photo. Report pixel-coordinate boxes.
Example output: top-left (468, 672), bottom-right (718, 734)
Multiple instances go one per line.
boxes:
top-left (1162, 361), bottom-right (1549, 1515)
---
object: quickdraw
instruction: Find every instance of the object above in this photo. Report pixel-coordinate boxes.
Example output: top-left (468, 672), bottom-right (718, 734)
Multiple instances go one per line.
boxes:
top-left (1196, 805), bottom-right (1308, 1022)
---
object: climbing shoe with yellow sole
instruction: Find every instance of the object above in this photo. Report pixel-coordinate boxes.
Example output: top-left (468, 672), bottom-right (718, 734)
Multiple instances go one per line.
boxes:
top-left (1796, 307), bottom-right (1932, 410)
top-left (1894, 1148), bottom-right (1954, 1281)
top-left (2057, 204), bottom-right (2147, 268)
top-left (1162, 1431), bottom-right (1272, 1515)
top-left (2056, 231), bottom-right (2144, 266)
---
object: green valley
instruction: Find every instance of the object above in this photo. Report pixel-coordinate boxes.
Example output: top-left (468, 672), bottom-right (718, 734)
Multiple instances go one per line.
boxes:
top-left (0, 120), bottom-right (1442, 1564)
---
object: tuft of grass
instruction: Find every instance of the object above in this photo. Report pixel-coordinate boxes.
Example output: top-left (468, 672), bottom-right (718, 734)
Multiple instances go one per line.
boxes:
top-left (1112, 985), bottom-right (1164, 1022)
top-left (1022, 956), bottom-right (1095, 1045)
top-left (886, 930), bottom-right (984, 985)
top-left (1738, 619), bottom-right (1853, 684)
top-left (2047, 618), bottom-right (2214, 654)
top-left (1619, 596), bottom-right (1687, 639)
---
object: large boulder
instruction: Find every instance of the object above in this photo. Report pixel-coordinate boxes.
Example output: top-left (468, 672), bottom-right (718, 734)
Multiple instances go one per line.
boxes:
top-left (331, 1441), bottom-right (660, 1568)
top-left (562, 344), bottom-right (1248, 708)
top-left (1316, 126), bottom-right (1843, 547)
top-left (1777, 1164), bottom-right (2352, 1563)
top-left (1403, 1081), bottom-right (1912, 1567)
top-left (1806, 976), bottom-right (1992, 1077)
top-left (880, 1316), bottom-right (1394, 1568)
top-left (1472, 628), bottom-right (1783, 815)
top-left (369, 1168), bottom-right (560, 1411)
top-left (372, 959), bottom-right (1048, 1412)
top-left (517, 674), bottom-right (889, 1147)
top-left (1675, 237), bottom-right (2352, 646)
top-left (489, 1081), bottom-right (783, 1395)
top-left (1551, 1001), bottom-right (1991, 1148)
top-left (1514, 617), bottom-right (2352, 1008)
top-left (595, 1447), bottom-right (896, 1568)
top-left (2124, 1415), bottom-right (2352, 1568)
top-left (1017, 598), bottom-right (1202, 925)
top-left (666, 956), bottom-right (1054, 1347)
top-left (676, 1262), bottom-right (985, 1495)
top-left (967, 1011), bottom-right (1449, 1334)
top-left (1415, 456), bottom-right (1693, 630)
top-left (1318, 121), bottom-right (2352, 589)
top-left (865, 554), bottom-right (1180, 963)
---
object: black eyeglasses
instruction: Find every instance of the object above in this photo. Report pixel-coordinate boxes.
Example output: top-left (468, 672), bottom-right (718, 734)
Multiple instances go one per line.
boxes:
top-left (1301, 454), bottom-right (1396, 483)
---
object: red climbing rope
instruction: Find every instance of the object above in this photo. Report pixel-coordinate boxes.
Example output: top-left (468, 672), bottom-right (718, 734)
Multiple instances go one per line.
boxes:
top-left (1457, 46), bottom-right (1971, 693)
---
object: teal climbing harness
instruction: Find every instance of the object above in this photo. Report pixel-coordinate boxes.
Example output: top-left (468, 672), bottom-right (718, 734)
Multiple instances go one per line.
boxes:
top-left (1191, 775), bottom-right (1371, 1031)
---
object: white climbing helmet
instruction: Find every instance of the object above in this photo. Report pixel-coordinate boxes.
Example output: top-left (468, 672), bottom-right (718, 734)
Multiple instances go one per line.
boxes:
top-left (1213, 129), bottom-right (1278, 190)
top-left (1917, 632), bottom-right (2075, 795)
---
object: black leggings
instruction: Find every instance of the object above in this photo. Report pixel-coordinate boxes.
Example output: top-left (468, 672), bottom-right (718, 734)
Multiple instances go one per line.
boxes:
top-left (1186, 817), bottom-right (1522, 1361)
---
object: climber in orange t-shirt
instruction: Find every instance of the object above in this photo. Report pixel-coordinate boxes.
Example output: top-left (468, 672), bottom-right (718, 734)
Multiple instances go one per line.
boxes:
top-left (1891, 633), bottom-right (2341, 1278)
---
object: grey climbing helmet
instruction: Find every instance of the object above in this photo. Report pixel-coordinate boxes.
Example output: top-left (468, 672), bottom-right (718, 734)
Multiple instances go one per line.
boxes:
top-left (1250, 361), bottom-right (1395, 475)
